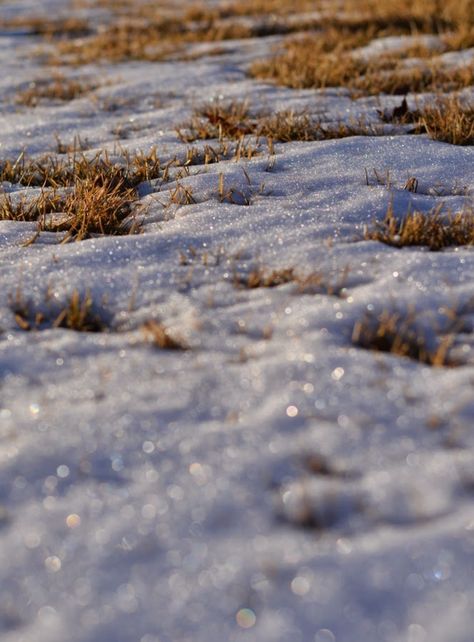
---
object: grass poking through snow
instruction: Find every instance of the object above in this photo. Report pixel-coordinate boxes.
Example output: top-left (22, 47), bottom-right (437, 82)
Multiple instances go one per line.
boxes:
top-left (0, 150), bottom-right (168, 240)
top-left (352, 308), bottom-right (459, 367)
top-left (178, 101), bottom-right (380, 144)
top-left (142, 320), bottom-right (189, 350)
top-left (11, 288), bottom-right (107, 332)
top-left (364, 204), bottom-right (474, 251)
top-left (15, 75), bottom-right (97, 107)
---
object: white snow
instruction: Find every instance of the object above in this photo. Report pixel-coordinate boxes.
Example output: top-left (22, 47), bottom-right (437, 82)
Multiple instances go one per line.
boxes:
top-left (0, 1), bottom-right (474, 641)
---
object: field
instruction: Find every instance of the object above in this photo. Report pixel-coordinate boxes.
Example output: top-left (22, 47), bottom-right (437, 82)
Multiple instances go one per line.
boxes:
top-left (0, 0), bottom-right (474, 640)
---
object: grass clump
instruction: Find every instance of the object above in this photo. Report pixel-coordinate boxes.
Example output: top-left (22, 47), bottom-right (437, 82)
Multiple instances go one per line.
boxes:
top-left (0, 175), bottom-right (136, 241)
top-left (142, 320), bottom-right (189, 350)
top-left (52, 290), bottom-right (106, 331)
top-left (19, 0), bottom-right (474, 68)
top-left (251, 35), bottom-right (474, 96)
top-left (0, 148), bottom-right (164, 189)
top-left (352, 308), bottom-right (457, 367)
top-left (0, 191), bottom-right (64, 223)
top-left (235, 267), bottom-right (296, 289)
top-left (234, 265), bottom-right (347, 296)
top-left (0, 16), bottom-right (91, 39)
top-left (419, 95), bottom-right (474, 145)
top-left (178, 101), bottom-right (379, 144)
top-left (46, 4), bottom-right (325, 65)
top-left (15, 75), bottom-right (97, 107)
top-left (11, 288), bottom-right (107, 332)
top-left (177, 101), bottom-right (254, 142)
top-left (380, 94), bottom-right (474, 145)
top-left (0, 150), bottom-right (168, 240)
top-left (364, 203), bottom-right (474, 250)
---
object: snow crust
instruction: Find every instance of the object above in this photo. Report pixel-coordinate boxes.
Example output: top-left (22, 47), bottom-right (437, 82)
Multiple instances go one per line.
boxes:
top-left (0, 1), bottom-right (474, 641)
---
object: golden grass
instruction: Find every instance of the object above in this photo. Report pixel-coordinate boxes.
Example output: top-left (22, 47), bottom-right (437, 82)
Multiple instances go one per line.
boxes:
top-left (14, 0), bottom-right (474, 69)
top-left (234, 265), bottom-right (347, 296)
top-left (178, 101), bottom-right (378, 144)
top-left (52, 290), bottom-right (106, 331)
top-left (0, 148), bottom-right (163, 189)
top-left (379, 94), bottom-right (474, 144)
top-left (177, 101), bottom-right (253, 142)
top-left (15, 74), bottom-right (96, 107)
top-left (0, 149), bottom-right (169, 240)
top-left (183, 139), bottom-right (264, 165)
top-left (0, 176), bottom-right (136, 241)
top-left (419, 95), bottom-right (474, 145)
top-left (250, 34), bottom-right (474, 96)
top-left (182, 0), bottom-right (321, 20)
top-left (142, 319), bottom-right (189, 350)
top-left (0, 191), bottom-right (64, 223)
top-left (364, 203), bottom-right (474, 250)
top-left (49, 8), bottom-right (323, 65)
top-left (165, 183), bottom-right (196, 208)
top-left (58, 174), bottom-right (137, 240)
top-left (247, 0), bottom-right (474, 96)
top-left (0, 16), bottom-right (91, 39)
top-left (11, 288), bottom-right (106, 332)
top-left (352, 308), bottom-right (456, 366)
top-left (86, 0), bottom-right (474, 31)
top-left (235, 267), bottom-right (296, 288)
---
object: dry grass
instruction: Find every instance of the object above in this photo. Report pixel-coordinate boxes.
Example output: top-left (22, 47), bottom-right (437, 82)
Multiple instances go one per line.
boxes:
top-left (15, 74), bottom-right (97, 107)
top-left (0, 148), bottom-right (163, 189)
top-left (165, 183), bottom-right (196, 208)
top-left (49, 8), bottom-right (323, 65)
top-left (379, 94), bottom-right (474, 144)
top-left (182, 0), bottom-right (320, 20)
top-left (364, 203), bottom-right (474, 250)
top-left (178, 101), bottom-right (379, 144)
top-left (248, 0), bottom-right (474, 96)
top-left (352, 308), bottom-right (456, 367)
top-left (234, 265), bottom-right (347, 296)
top-left (142, 319), bottom-right (189, 350)
top-left (419, 95), bottom-right (474, 145)
top-left (183, 139), bottom-right (263, 165)
top-left (52, 290), bottom-right (106, 331)
top-left (235, 267), bottom-right (296, 288)
top-left (11, 288), bottom-right (106, 332)
top-left (0, 191), bottom-right (64, 223)
top-left (54, 134), bottom-right (90, 154)
top-left (0, 16), bottom-right (91, 39)
top-left (53, 20), bottom-right (181, 65)
top-left (0, 149), bottom-right (169, 239)
top-left (0, 177), bottom-right (136, 240)
top-left (86, 0), bottom-right (474, 32)
top-left (177, 101), bottom-right (254, 142)
top-left (15, 0), bottom-right (474, 68)
top-left (57, 174), bottom-right (137, 240)
top-left (258, 110), bottom-right (379, 141)
top-left (251, 35), bottom-right (474, 96)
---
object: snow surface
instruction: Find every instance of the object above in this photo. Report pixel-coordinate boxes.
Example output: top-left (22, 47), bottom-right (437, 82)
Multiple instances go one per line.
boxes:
top-left (1, 1), bottom-right (474, 641)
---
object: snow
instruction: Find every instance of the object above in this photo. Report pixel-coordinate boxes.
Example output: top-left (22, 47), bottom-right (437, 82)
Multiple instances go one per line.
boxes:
top-left (0, 1), bottom-right (474, 641)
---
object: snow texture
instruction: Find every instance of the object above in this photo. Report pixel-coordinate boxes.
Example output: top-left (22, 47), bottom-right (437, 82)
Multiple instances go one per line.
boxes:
top-left (0, 1), bottom-right (474, 641)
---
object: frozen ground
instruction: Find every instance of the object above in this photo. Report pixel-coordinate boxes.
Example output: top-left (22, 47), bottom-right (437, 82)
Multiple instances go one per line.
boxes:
top-left (1, 1), bottom-right (474, 641)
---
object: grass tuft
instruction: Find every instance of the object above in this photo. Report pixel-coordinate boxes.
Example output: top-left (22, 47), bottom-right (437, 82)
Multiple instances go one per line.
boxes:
top-left (142, 320), bottom-right (189, 350)
top-left (419, 95), bottom-right (474, 145)
top-left (15, 74), bottom-right (96, 107)
top-left (381, 95), bottom-right (474, 145)
top-left (178, 101), bottom-right (379, 144)
top-left (11, 288), bottom-right (107, 332)
top-left (235, 267), bottom-right (296, 289)
top-left (352, 308), bottom-right (456, 367)
top-left (251, 36), bottom-right (474, 96)
top-left (364, 203), bottom-right (474, 250)
top-left (0, 16), bottom-right (91, 39)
